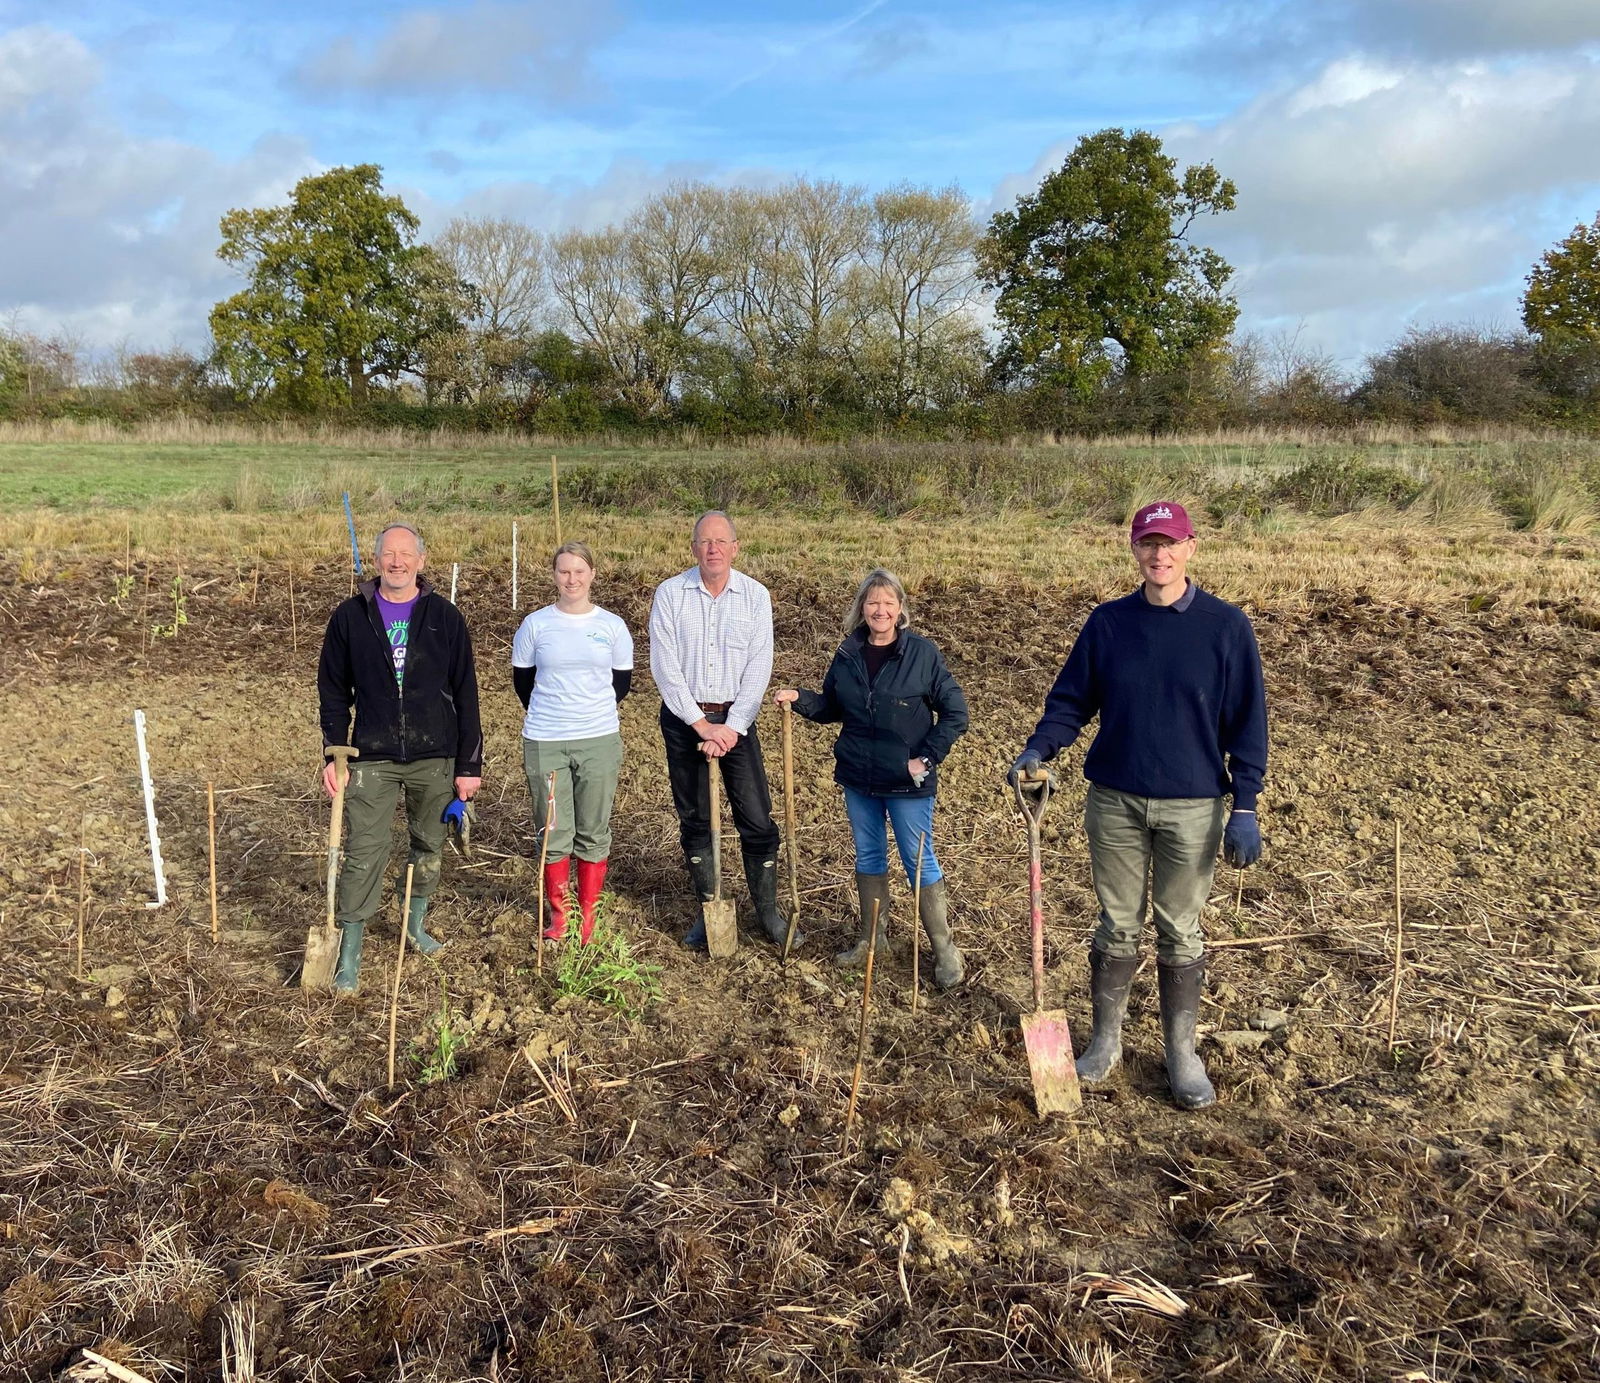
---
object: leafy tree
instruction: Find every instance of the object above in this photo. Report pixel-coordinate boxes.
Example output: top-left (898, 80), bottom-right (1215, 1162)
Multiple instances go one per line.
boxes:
top-left (979, 128), bottom-right (1238, 396)
top-left (1523, 214), bottom-right (1600, 418)
top-left (1523, 213), bottom-right (1600, 347)
top-left (209, 164), bottom-right (473, 408)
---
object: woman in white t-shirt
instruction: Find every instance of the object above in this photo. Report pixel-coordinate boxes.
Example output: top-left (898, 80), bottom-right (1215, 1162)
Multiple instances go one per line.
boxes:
top-left (512, 541), bottom-right (635, 945)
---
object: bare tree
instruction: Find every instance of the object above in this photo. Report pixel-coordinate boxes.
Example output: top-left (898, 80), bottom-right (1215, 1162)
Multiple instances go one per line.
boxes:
top-left (548, 227), bottom-right (663, 413)
top-left (857, 184), bottom-right (984, 415)
top-left (433, 216), bottom-right (545, 337)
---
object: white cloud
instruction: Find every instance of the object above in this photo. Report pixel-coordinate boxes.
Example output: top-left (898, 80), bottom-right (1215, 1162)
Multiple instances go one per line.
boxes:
top-left (296, 0), bottom-right (621, 101)
top-left (0, 25), bottom-right (315, 351)
top-left (992, 45), bottom-right (1600, 363)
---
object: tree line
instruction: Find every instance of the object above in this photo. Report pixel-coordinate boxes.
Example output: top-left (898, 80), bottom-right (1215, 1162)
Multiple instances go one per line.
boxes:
top-left (5, 131), bottom-right (1599, 435)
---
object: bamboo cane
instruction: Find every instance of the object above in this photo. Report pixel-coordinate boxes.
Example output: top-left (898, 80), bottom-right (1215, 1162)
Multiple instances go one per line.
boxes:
top-left (207, 781), bottom-right (219, 944)
top-left (844, 899), bottom-right (882, 1134)
top-left (910, 831), bottom-right (926, 1012)
top-left (388, 864), bottom-right (414, 1091)
top-left (1388, 821), bottom-right (1403, 1050)
top-left (288, 570), bottom-right (298, 655)
top-left (512, 521), bottom-right (519, 610)
top-left (75, 816), bottom-right (87, 980)
top-left (551, 455), bottom-right (562, 547)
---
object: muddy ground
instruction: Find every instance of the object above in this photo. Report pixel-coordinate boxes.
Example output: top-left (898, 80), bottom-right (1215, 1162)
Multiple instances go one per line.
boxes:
top-left (2, 554), bottom-right (1598, 1381)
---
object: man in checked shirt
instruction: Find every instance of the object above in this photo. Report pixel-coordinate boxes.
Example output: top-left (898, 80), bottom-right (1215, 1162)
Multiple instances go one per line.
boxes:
top-left (650, 510), bottom-right (801, 951)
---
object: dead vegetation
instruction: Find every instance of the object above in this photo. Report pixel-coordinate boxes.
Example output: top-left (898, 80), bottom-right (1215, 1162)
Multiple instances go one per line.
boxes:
top-left (1, 528), bottom-right (1598, 1381)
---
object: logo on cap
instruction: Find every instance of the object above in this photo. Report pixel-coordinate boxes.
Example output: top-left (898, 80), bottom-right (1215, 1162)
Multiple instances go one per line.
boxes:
top-left (1140, 506), bottom-right (1173, 525)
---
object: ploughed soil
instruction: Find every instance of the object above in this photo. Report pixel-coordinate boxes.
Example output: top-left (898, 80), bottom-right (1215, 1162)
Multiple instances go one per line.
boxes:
top-left (2, 554), bottom-right (1599, 1382)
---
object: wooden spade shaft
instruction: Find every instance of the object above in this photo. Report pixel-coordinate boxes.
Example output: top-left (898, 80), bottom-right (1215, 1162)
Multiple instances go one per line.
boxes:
top-left (781, 702), bottom-right (801, 963)
top-left (703, 758), bottom-right (738, 957)
top-left (303, 746), bottom-right (358, 991)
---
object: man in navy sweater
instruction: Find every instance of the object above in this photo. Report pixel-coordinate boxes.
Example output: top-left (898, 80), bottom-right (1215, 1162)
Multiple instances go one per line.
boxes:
top-left (1009, 501), bottom-right (1267, 1109)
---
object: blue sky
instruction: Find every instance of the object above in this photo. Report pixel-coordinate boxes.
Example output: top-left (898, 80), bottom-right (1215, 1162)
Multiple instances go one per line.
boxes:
top-left (3, 0), bottom-right (1599, 370)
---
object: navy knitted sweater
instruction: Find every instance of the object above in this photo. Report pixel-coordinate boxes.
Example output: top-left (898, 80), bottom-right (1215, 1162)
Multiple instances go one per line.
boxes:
top-left (1023, 585), bottom-right (1267, 809)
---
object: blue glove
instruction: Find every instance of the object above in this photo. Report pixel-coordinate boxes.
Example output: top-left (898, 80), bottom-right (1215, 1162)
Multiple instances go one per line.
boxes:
top-left (1223, 811), bottom-right (1261, 868)
top-left (441, 798), bottom-right (468, 828)
top-left (1007, 749), bottom-right (1045, 789)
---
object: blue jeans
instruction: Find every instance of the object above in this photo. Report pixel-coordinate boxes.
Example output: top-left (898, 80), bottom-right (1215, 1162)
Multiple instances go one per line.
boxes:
top-left (842, 788), bottom-right (941, 886)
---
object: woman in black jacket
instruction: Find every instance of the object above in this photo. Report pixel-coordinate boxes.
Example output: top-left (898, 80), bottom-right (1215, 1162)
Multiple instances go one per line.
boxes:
top-left (773, 568), bottom-right (969, 986)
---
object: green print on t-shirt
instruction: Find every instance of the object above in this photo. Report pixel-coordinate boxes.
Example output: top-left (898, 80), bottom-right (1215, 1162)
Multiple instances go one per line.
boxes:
top-left (388, 619), bottom-right (409, 685)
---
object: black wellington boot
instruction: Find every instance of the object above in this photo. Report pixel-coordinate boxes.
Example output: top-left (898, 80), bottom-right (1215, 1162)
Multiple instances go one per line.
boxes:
top-left (681, 849), bottom-right (717, 949)
top-left (1075, 949), bottom-right (1139, 1082)
top-left (1158, 956), bottom-right (1216, 1110)
top-left (745, 854), bottom-right (801, 948)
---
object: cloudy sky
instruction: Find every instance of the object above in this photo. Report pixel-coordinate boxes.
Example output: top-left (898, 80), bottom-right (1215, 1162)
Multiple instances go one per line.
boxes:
top-left (2, 0), bottom-right (1598, 370)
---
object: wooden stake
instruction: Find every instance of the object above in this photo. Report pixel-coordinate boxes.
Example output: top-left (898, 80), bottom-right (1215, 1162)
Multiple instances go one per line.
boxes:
top-left (288, 569), bottom-right (298, 655)
top-left (1234, 868), bottom-right (1245, 920)
top-left (75, 816), bottom-right (87, 980)
top-left (1388, 821), bottom-right (1403, 1050)
top-left (551, 454), bottom-right (562, 547)
top-left (388, 863), bottom-right (414, 1091)
top-left (844, 899), bottom-right (882, 1135)
top-left (910, 832), bottom-right (926, 1013)
top-left (450, 562), bottom-right (459, 604)
top-left (207, 781), bottom-right (219, 944)
top-left (512, 521), bottom-right (519, 611)
top-left (251, 564), bottom-right (259, 605)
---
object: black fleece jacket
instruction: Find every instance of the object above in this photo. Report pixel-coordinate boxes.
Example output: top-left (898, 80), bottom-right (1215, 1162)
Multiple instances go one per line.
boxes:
top-left (793, 627), bottom-right (968, 798)
top-left (318, 577), bottom-right (484, 776)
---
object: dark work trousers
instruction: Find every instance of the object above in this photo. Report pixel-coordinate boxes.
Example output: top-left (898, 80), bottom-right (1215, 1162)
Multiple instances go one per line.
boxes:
top-left (659, 704), bottom-right (781, 862)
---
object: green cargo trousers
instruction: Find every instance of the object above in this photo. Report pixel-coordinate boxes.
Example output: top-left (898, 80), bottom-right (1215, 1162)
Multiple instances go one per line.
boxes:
top-left (522, 733), bottom-right (624, 862)
top-left (336, 756), bottom-right (456, 926)
top-left (1084, 783), bottom-right (1226, 964)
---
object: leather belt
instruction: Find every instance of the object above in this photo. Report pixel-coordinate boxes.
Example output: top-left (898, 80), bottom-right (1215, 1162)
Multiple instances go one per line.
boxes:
top-left (697, 701), bottom-right (733, 714)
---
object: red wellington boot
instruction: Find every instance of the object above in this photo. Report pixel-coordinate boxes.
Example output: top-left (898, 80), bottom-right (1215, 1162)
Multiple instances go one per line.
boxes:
top-left (542, 857), bottom-right (572, 941)
top-left (576, 858), bottom-right (608, 946)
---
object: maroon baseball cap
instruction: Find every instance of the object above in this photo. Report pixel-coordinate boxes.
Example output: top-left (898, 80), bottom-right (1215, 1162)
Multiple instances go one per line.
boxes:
top-left (1130, 501), bottom-right (1194, 542)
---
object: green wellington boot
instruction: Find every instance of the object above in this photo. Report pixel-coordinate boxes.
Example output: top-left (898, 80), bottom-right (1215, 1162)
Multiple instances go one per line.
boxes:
top-left (916, 879), bottom-right (964, 988)
top-left (333, 921), bottom-right (365, 994)
top-left (837, 873), bottom-right (891, 967)
top-left (405, 896), bottom-right (444, 957)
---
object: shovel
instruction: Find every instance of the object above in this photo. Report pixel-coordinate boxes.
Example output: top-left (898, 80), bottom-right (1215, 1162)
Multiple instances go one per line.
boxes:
top-left (302, 746), bottom-right (358, 991)
top-left (703, 756), bottom-right (738, 958)
top-left (1015, 767), bottom-right (1081, 1117)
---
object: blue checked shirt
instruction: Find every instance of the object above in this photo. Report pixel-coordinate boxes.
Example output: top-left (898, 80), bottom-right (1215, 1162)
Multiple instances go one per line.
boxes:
top-left (649, 567), bottom-right (774, 735)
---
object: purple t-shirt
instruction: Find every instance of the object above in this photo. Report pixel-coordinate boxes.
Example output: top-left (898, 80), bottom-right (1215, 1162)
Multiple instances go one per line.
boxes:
top-left (375, 592), bottom-right (418, 686)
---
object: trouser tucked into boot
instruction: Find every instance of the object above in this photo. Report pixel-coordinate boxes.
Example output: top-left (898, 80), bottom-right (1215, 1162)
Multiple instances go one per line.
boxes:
top-left (542, 857), bottom-right (572, 941)
top-left (575, 858), bottom-right (607, 946)
top-left (1075, 948), bottom-right (1139, 1082)
top-left (406, 895), bottom-right (444, 957)
top-left (916, 879), bottom-right (964, 989)
top-left (1158, 955), bottom-right (1216, 1110)
top-left (744, 853), bottom-right (798, 948)
top-left (681, 849), bottom-right (717, 949)
top-left (838, 873), bottom-right (891, 967)
top-left (334, 920), bottom-right (364, 994)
